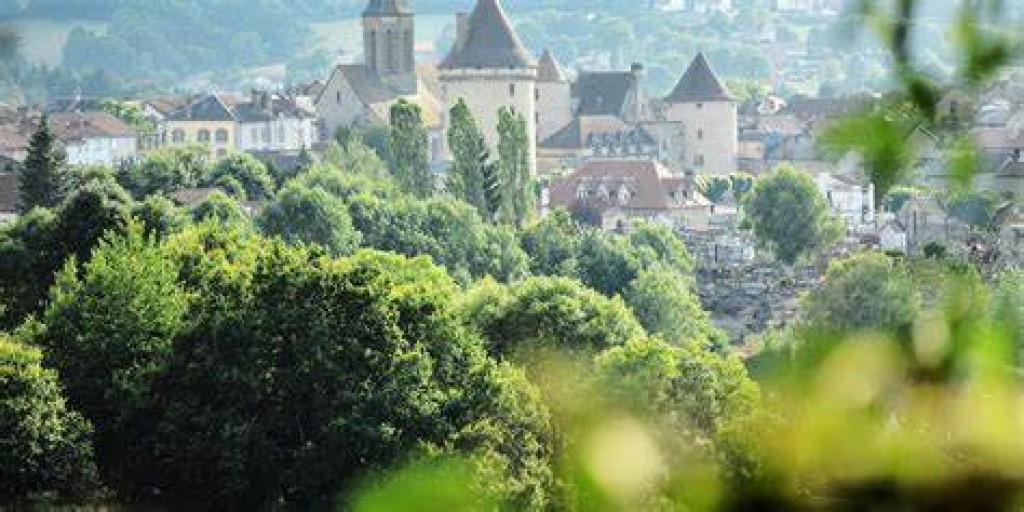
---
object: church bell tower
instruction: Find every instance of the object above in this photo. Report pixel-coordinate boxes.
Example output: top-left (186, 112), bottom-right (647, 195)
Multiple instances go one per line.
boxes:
top-left (363, 0), bottom-right (417, 95)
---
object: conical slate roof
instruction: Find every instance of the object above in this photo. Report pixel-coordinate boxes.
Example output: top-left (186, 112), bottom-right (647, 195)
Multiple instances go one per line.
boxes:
top-left (537, 49), bottom-right (568, 82)
top-left (440, 0), bottom-right (535, 70)
top-left (363, 0), bottom-right (411, 16)
top-left (665, 52), bottom-right (733, 103)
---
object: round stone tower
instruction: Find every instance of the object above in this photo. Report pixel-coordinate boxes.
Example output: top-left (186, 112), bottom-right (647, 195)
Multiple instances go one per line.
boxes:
top-left (439, 0), bottom-right (538, 176)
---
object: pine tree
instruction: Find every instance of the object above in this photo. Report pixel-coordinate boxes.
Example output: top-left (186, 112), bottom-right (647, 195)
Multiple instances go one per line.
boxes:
top-left (446, 99), bottom-right (490, 216)
top-left (19, 114), bottom-right (68, 212)
top-left (388, 99), bottom-right (433, 197)
top-left (496, 107), bottom-right (533, 227)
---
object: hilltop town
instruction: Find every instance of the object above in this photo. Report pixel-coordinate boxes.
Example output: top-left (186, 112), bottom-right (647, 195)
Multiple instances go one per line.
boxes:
top-left (1, 0), bottom-right (1019, 342)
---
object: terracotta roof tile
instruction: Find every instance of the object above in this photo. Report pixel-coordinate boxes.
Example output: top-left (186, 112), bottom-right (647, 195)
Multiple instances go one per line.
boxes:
top-left (549, 159), bottom-right (698, 211)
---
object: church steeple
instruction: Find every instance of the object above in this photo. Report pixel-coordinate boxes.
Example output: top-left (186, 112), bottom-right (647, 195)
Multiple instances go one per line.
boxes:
top-left (363, 0), bottom-right (411, 16)
top-left (362, 0), bottom-right (416, 94)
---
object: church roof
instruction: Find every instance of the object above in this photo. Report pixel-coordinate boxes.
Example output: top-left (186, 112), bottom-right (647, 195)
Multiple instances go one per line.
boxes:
top-left (537, 49), bottom-right (568, 83)
top-left (363, 0), bottom-right (412, 16)
top-left (666, 52), bottom-right (733, 103)
top-left (439, 0), bottom-right (535, 70)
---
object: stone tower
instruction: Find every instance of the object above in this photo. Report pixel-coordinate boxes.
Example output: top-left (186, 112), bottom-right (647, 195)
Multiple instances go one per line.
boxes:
top-left (663, 52), bottom-right (737, 175)
top-left (439, 0), bottom-right (538, 176)
top-left (363, 0), bottom-right (417, 95)
top-left (535, 49), bottom-right (572, 142)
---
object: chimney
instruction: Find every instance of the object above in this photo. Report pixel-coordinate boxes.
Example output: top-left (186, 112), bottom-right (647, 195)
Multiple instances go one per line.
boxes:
top-left (455, 13), bottom-right (469, 52)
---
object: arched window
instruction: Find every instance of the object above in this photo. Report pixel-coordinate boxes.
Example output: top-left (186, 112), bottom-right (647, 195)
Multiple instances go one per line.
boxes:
top-left (215, 129), bottom-right (229, 144)
top-left (197, 129), bottom-right (211, 143)
top-left (404, 29), bottom-right (413, 71)
top-left (385, 29), bottom-right (396, 72)
top-left (369, 30), bottom-right (377, 69)
top-left (172, 129), bottom-right (185, 143)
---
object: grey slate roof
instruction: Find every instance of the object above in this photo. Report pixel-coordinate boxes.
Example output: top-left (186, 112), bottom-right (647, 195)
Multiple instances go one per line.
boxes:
top-left (666, 52), bottom-right (733, 103)
top-left (439, 0), bottom-right (535, 70)
top-left (233, 94), bottom-right (316, 124)
top-left (363, 0), bottom-right (412, 16)
top-left (541, 116), bottom-right (656, 150)
top-left (167, 94), bottom-right (237, 122)
top-left (537, 49), bottom-right (568, 83)
top-left (574, 71), bottom-right (637, 117)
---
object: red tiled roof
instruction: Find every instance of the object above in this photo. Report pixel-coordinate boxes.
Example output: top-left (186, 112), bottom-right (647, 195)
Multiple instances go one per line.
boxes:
top-left (549, 159), bottom-right (698, 211)
top-left (49, 111), bottom-right (137, 142)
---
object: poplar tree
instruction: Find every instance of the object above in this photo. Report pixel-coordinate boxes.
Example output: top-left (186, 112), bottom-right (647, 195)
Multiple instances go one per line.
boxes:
top-left (496, 107), bottom-right (532, 226)
top-left (446, 99), bottom-right (490, 217)
top-left (388, 99), bottom-right (433, 197)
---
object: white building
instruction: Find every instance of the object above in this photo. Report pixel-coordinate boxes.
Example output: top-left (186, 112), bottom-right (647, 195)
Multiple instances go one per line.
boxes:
top-left (49, 111), bottom-right (138, 167)
top-left (661, 53), bottom-right (738, 175)
top-left (878, 219), bottom-right (908, 253)
top-left (234, 91), bottom-right (319, 152)
top-left (813, 172), bottom-right (875, 231)
top-left (439, 0), bottom-right (539, 176)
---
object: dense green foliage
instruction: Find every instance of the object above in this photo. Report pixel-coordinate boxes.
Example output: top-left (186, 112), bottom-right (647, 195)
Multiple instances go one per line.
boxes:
top-left (801, 252), bottom-right (920, 335)
top-left (460, 276), bottom-right (646, 359)
top-left (0, 335), bottom-right (97, 503)
top-left (743, 165), bottom-right (842, 264)
top-left (0, 180), bottom-right (132, 329)
top-left (257, 182), bottom-right (361, 256)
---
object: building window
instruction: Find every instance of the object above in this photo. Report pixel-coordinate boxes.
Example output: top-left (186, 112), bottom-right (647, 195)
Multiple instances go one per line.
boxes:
top-left (694, 154), bottom-right (705, 166)
top-left (251, 127), bottom-right (258, 141)
top-left (509, 83), bottom-right (515, 96)
top-left (172, 129), bottom-right (185, 143)
top-left (697, 103), bottom-right (704, 109)
top-left (697, 129), bottom-right (704, 140)
top-left (262, 127), bottom-right (271, 143)
top-left (197, 129), bottom-right (211, 143)
top-left (216, 148), bottom-right (227, 158)
top-left (277, 126), bottom-right (285, 143)
top-left (337, 91), bottom-right (342, 104)
top-left (215, 129), bottom-right (229, 144)
top-left (535, 88), bottom-right (539, 101)
top-left (535, 112), bottom-right (539, 124)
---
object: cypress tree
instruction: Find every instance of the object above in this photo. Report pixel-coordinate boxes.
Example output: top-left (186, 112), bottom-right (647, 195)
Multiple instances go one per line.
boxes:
top-left (19, 114), bottom-right (68, 212)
